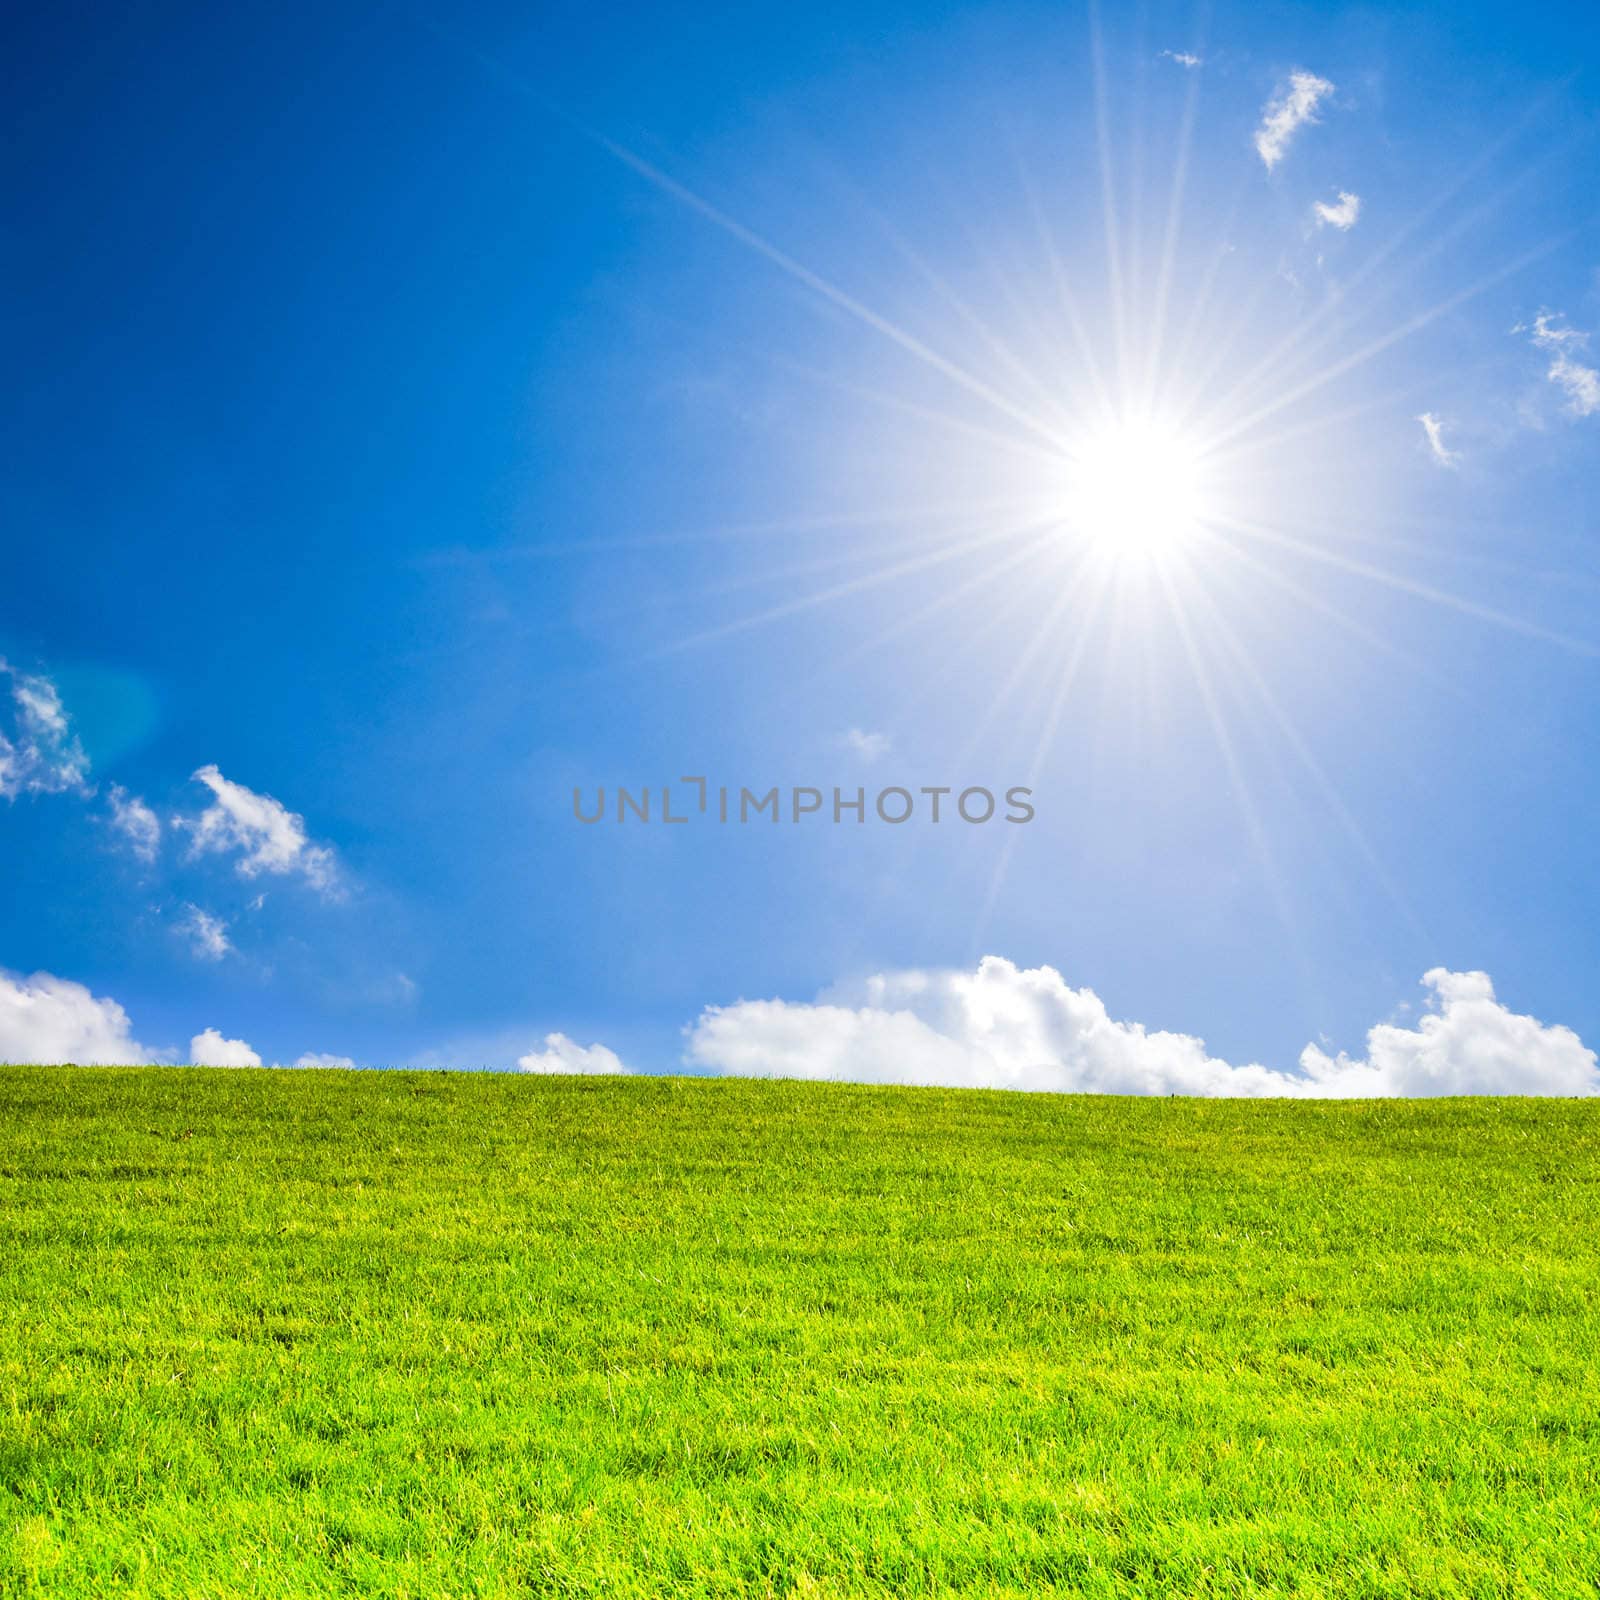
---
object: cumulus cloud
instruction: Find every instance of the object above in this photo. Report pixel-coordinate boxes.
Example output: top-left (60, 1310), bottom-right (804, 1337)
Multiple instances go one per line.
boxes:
top-left (1161, 50), bottom-right (1203, 68)
top-left (1313, 190), bottom-right (1361, 230)
top-left (107, 785), bottom-right (161, 861)
top-left (684, 958), bottom-right (1597, 1098)
top-left (1524, 312), bottom-right (1600, 418)
top-left (0, 966), bottom-right (354, 1071)
top-left (1417, 412), bottom-right (1461, 468)
top-left (0, 967), bottom-right (153, 1064)
top-left (0, 661), bottom-right (89, 800)
top-left (189, 1028), bottom-right (261, 1067)
top-left (516, 1032), bottom-right (631, 1075)
top-left (1297, 969), bottom-right (1596, 1095)
top-left (1255, 71), bottom-right (1335, 170)
top-left (179, 765), bottom-right (340, 895)
top-left (176, 903), bottom-right (231, 962)
top-left (841, 728), bottom-right (891, 762)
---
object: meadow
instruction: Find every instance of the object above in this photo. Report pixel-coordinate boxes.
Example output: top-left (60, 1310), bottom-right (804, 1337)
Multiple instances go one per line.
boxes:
top-left (1, 1066), bottom-right (1597, 1598)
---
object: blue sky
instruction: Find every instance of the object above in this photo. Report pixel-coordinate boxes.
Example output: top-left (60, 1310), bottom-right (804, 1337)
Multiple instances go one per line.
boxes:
top-left (3, 0), bottom-right (1599, 1090)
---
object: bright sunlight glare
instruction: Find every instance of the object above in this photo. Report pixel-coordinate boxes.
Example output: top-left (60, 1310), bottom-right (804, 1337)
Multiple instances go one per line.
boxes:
top-left (1064, 417), bottom-right (1209, 564)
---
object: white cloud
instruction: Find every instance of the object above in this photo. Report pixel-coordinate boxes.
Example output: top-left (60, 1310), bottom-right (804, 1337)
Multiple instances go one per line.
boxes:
top-left (189, 1027), bottom-right (261, 1068)
top-left (1528, 311), bottom-right (1587, 350)
top-left (1254, 71), bottom-right (1335, 170)
top-left (1548, 354), bottom-right (1600, 416)
top-left (0, 661), bottom-right (89, 800)
top-left (684, 958), bottom-right (1597, 1097)
top-left (0, 967), bottom-right (153, 1064)
top-left (1161, 50), bottom-right (1203, 68)
top-left (1525, 312), bottom-right (1600, 417)
top-left (1417, 412), bottom-right (1461, 468)
top-left (842, 728), bottom-right (891, 762)
top-left (0, 967), bottom-right (348, 1072)
top-left (516, 1032), bottom-right (631, 1075)
top-left (1313, 190), bottom-right (1361, 230)
top-left (179, 765), bottom-right (340, 895)
top-left (176, 904), bottom-right (231, 962)
top-left (1297, 969), bottom-right (1597, 1095)
top-left (107, 785), bottom-right (161, 861)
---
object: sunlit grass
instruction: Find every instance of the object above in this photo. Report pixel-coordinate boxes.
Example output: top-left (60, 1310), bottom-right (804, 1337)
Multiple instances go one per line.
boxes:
top-left (2, 1067), bottom-right (1597, 1597)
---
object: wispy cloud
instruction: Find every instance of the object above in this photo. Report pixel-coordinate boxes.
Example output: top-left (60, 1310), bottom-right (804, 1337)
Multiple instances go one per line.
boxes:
top-left (1523, 311), bottom-right (1600, 417)
top-left (1255, 71), bottom-right (1335, 170)
top-left (177, 765), bottom-right (340, 896)
top-left (1528, 310), bottom-right (1587, 350)
top-left (107, 785), bottom-right (161, 861)
top-left (1312, 190), bottom-right (1361, 230)
top-left (1552, 358), bottom-right (1600, 415)
top-left (841, 727), bottom-right (891, 762)
top-left (1417, 412), bottom-right (1461, 468)
top-left (516, 1032), bottom-right (631, 1074)
top-left (0, 660), bottom-right (89, 800)
top-left (177, 903), bottom-right (231, 962)
top-left (1160, 50), bottom-right (1202, 69)
top-left (683, 959), bottom-right (1597, 1097)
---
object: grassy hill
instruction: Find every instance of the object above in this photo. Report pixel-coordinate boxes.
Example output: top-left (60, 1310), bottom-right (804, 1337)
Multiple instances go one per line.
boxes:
top-left (2, 1067), bottom-right (1597, 1597)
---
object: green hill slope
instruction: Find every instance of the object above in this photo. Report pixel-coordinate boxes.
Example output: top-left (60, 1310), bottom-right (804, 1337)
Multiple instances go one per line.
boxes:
top-left (2, 1067), bottom-right (1597, 1597)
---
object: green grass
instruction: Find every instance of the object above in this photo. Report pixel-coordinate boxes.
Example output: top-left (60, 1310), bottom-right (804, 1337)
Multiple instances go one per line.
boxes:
top-left (2, 1068), bottom-right (1598, 1598)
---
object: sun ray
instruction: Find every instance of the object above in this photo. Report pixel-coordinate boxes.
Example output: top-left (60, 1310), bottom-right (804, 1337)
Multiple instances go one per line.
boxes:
top-left (1155, 567), bottom-right (1313, 978)
top-left (1199, 234), bottom-right (1571, 452)
top-left (957, 557), bottom-right (1116, 771)
top-left (1180, 558), bottom-right (1434, 946)
top-left (1089, 0), bottom-right (1134, 400)
top-left (1213, 512), bottom-right (1600, 657)
top-left (801, 151), bottom-right (1084, 437)
top-left (1199, 101), bottom-right (1577, 432)
top-left (754, 343), bottom-right (1079, 470)
top-left (645, 511), bottom-right (1067, 659)
top-left (968, 566), bottom-right (1116, 958)
top-left (1194, 527), bottom-right (1469, 703)
top-left (1011, 151), bottom-right (1117, 423)
top-left (584, 133), bottom-right (1078, 455)
top-left (813, 529), bottom-right (1065, 689)
top-left (1139, 18), bottom-right (1207, 413)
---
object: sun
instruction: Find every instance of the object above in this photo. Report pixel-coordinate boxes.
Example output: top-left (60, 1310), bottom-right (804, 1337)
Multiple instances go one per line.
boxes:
top-left (1062, 415), bottom-right (1209, 565)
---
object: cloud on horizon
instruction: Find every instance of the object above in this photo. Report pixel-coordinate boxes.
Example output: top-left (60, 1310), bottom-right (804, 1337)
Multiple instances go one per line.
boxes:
top-left (516, 1032), bottom-right (632, 1074)
top-left (0, 965), bottom-right (351, 1069)
top-left (190, 1027), bottom-right (261, 1067)
top-left (0, 968), bottom-right (153, 1065)
top-left (684, 958), bottom-right (1597, 1097)
top-left (7, 959), bottom-right (1594, 1097)
top-left (293, 1052), bottom-right (358, 1069)
top-left (1255, 71), bottom-right (1335, 170)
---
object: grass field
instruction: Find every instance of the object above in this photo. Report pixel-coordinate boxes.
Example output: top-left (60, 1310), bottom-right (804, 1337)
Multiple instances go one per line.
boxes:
top-left (1, 1067), bottom-right (1597, 1598)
